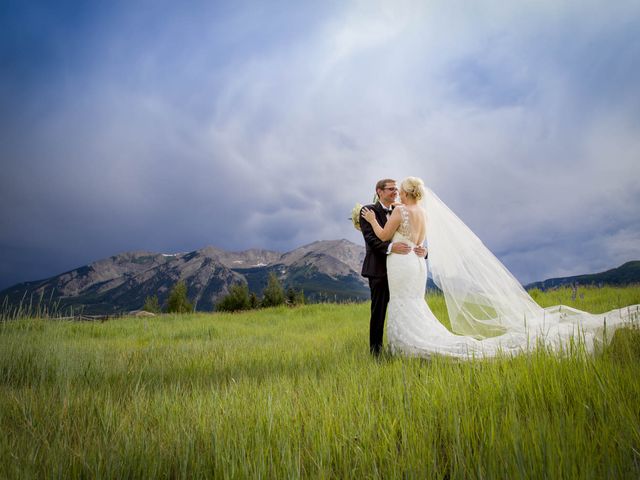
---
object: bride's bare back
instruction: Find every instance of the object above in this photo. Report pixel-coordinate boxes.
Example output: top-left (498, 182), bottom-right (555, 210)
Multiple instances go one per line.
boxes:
top-left (397, 204), bottom-right (426, 246)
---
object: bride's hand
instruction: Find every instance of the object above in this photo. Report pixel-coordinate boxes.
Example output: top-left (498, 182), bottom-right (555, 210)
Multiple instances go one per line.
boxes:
top-left (414, 245), bottom-right (427, 258)
top-left (360, 207), bottom-right (376, 224)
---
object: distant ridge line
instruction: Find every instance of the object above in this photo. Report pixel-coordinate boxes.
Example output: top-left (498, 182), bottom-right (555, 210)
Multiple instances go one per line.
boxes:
top-left (0, 239), bottom-right (368, 315)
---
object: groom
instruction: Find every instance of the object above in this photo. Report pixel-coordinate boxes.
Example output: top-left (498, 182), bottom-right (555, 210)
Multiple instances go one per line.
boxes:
top-left (360, 178), bottom-right (427, 357)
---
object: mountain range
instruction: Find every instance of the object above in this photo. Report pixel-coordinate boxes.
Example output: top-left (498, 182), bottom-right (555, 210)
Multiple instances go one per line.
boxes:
top-left (1, 241), bottom-right (637, 316)
top-left (525, 261), bottom-right (640, 290)
top-left (0, 240), bottom-right (368, 315)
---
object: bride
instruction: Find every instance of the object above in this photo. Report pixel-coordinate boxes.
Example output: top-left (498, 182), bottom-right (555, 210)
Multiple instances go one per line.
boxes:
top-left (361, 177), bottom-right (637, 358)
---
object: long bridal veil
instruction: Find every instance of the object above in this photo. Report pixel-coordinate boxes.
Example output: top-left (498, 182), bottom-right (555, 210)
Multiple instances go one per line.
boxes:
top-left (424, 188), bottom-right (637, 351)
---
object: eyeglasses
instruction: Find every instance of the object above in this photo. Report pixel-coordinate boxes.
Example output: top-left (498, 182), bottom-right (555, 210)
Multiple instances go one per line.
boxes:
top-left (383, 187), bottom-right (398, 192)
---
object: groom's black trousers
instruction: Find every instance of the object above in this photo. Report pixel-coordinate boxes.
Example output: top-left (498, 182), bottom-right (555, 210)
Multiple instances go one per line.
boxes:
top-left (368, 276), bottom-right (390, 355)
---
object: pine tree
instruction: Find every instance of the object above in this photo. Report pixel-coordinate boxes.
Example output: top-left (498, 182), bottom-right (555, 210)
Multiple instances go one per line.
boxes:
top-left (249, 292), bottom-right (259, 309)
top-left (261, 272), bottom-right (285, 308)
top-left (166, 280), bottom-right (193, 313)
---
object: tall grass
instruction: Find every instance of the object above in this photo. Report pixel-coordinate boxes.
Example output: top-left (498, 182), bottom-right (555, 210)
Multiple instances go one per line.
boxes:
top-left (0, 288), bottom-right (65, 321)
top-left (1, 287), bottom-right (639, 478)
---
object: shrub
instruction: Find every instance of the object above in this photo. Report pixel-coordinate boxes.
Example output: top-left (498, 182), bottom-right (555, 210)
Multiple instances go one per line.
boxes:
top-left (217, 284), bottom-right (252, 312)
top-left (286, 287), bottom-right (305, 306)
top-left (142, 295), bottom-right (161, 314)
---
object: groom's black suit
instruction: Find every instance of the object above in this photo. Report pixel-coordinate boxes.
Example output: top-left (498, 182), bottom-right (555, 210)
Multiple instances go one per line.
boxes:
top-left (360, 202), bottom-right (392, 356)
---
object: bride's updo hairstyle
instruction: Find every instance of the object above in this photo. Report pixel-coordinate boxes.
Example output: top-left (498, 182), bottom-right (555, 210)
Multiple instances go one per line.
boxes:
top-left (400, 177), bottom-right (425, 201)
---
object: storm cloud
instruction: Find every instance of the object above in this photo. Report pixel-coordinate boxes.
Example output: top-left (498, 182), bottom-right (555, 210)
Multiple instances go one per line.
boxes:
top-left (1, 0), bottom-right (639, 289)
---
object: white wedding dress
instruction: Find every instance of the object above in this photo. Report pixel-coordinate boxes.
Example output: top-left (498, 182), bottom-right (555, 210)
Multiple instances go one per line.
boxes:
top-left (385, 190), bottom-right (638, 359)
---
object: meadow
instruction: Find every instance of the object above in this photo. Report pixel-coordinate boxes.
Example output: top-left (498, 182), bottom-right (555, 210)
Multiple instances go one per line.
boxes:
top-left (1, 286), bottom-right (640, 479)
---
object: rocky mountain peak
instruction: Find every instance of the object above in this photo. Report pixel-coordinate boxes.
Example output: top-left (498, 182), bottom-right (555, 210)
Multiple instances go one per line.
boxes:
top-left (278, 239), bottom-right (364, 272)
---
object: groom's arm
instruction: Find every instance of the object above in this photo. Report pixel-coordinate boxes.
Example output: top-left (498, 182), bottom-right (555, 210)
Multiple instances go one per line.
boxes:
top-left (360, 210), bottom-right (390, 254)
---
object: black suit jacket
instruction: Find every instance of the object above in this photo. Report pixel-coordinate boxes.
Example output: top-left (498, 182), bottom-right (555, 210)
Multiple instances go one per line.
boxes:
top-left (360, 202), bottom-right (391, 278)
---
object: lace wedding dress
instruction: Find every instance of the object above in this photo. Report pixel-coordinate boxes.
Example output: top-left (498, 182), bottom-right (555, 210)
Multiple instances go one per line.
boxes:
top-left (385, 190), bottom-right (638, 359)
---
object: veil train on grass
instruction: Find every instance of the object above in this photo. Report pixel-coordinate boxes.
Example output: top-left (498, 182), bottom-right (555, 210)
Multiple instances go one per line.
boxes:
top-left (424, 188), bottom-right (638, 351)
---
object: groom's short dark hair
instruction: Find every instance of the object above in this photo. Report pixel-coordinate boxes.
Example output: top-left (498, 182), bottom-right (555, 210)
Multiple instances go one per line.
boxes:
top-left (376, 178), bottom-right (396, 192)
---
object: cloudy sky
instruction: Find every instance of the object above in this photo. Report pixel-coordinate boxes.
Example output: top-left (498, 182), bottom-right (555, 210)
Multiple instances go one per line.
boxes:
top-left (1, 0), bottom-right (639, 290)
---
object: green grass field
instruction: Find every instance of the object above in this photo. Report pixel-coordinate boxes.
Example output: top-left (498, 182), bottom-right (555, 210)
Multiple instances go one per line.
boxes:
top-left (1, 286), bottom-right (640, 478)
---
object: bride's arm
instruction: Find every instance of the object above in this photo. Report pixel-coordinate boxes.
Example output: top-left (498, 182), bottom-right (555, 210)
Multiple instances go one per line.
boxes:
top-left (361, 208), bottom-right (401, 241)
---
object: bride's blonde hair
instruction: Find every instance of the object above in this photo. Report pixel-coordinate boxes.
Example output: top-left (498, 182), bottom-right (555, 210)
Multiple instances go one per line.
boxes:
top-left (401, 177), bottom-right (425, 201)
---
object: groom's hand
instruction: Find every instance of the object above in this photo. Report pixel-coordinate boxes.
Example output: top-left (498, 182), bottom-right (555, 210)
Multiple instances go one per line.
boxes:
top-left (391, 242), bottom-right (412, 255)
top-left (414, 245), bottom-right (427, 258)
